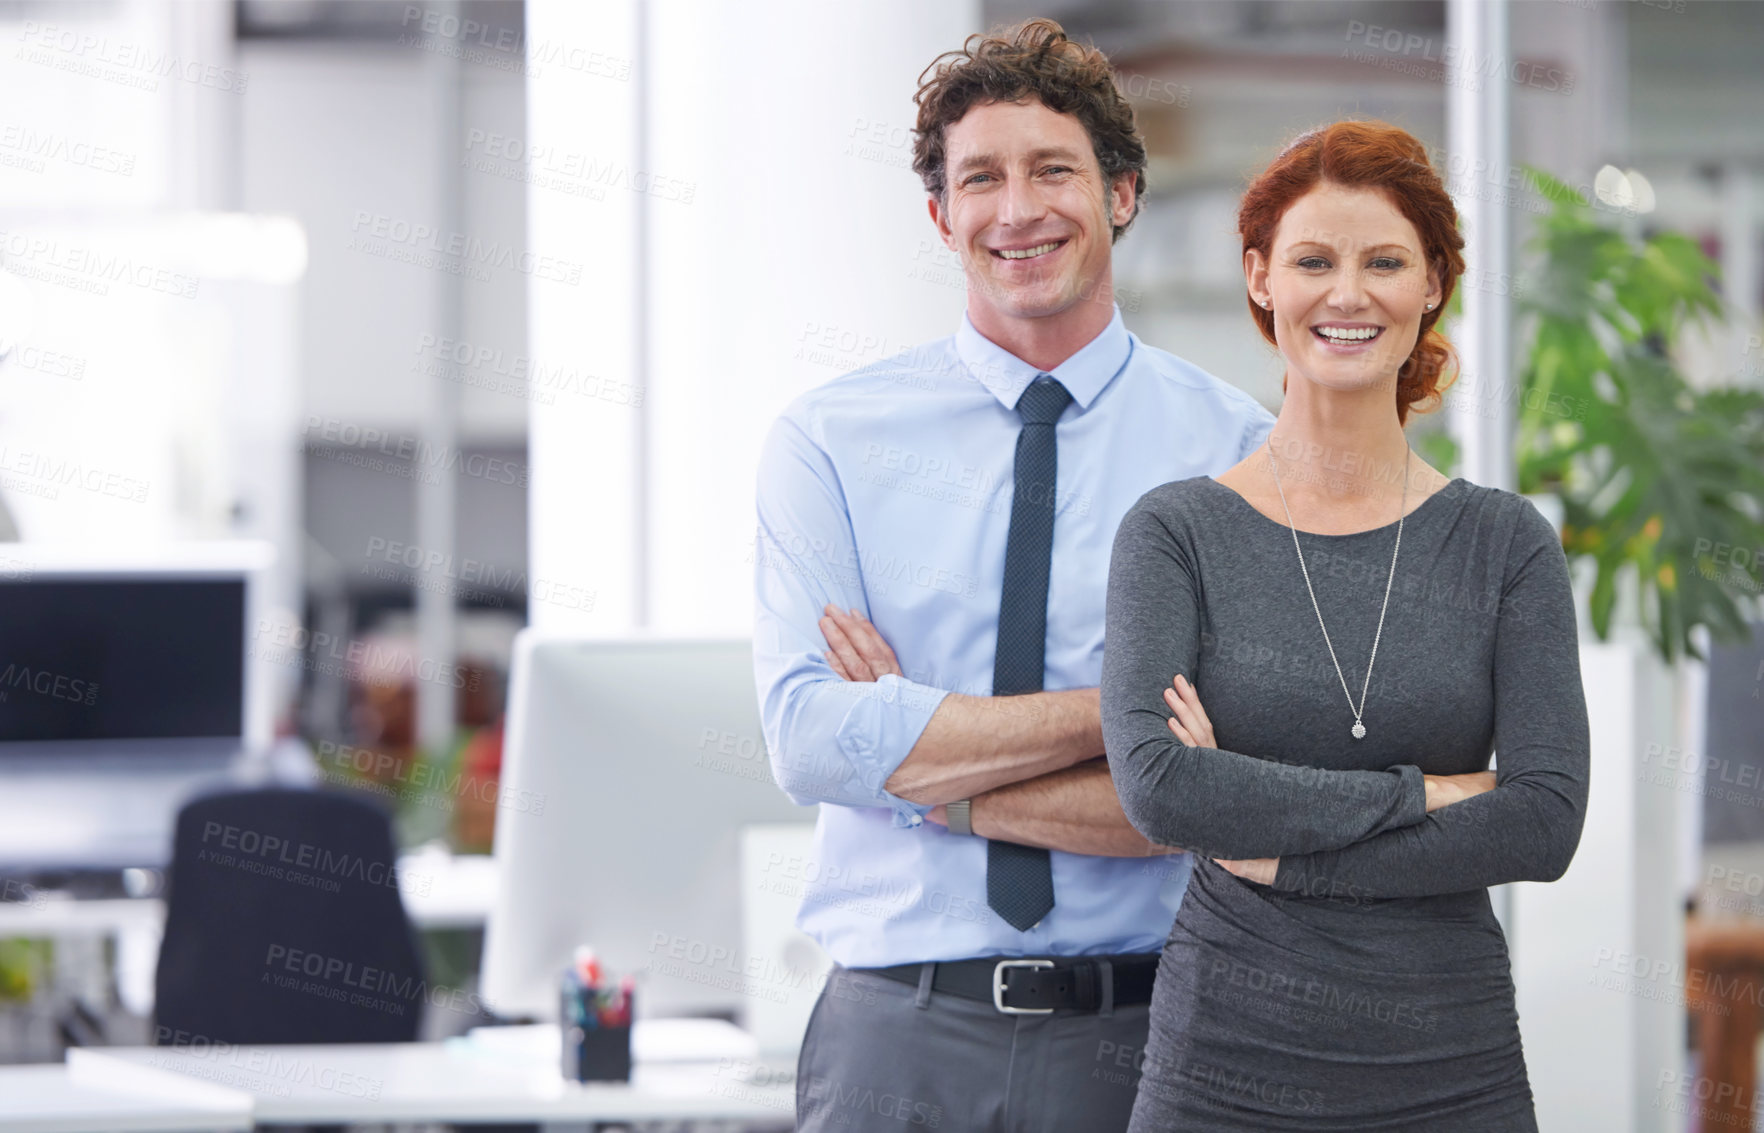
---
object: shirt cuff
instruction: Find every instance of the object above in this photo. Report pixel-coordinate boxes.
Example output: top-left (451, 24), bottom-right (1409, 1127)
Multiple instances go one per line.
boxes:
top-left (833, 673), bottom-right (950, 828)
top-left (1387, 763), bottom-right (1428, 827)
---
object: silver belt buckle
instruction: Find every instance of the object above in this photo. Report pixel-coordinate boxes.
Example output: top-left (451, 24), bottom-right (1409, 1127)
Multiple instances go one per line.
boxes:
top-left (993, 959), bottom-right (1055, 1014)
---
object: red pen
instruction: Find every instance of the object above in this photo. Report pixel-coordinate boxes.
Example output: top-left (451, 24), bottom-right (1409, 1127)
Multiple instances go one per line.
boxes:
top-left (573, 946), bottom-right (602, 988)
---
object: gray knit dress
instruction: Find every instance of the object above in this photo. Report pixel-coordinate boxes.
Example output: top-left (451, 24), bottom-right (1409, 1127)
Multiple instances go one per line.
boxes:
top-left (1100, 475), bottom-right (1589, 1131)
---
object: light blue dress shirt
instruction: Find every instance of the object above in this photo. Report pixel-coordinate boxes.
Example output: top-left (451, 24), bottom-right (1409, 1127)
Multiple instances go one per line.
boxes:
top-left (752, 306), bottom-right (1276, 967)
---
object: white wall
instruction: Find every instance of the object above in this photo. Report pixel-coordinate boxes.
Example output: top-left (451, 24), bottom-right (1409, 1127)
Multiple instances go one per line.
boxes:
top-left (237, 40), bottom-right (529, 442)
top-left (0, 2), bottom-right (303, 602)
top-left (1514, 642), bottom-right (1682, 1133)
top-left (525, 0), bottom-right (643, 634)
top-left (528, 0), bottom-right (982, 634)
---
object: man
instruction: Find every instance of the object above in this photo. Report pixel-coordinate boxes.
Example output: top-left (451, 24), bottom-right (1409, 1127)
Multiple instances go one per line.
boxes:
top-left (752, 18), bottom-right (1275, 1132)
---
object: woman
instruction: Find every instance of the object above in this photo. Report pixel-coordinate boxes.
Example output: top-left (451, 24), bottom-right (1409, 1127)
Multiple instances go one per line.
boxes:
top-left (1100, 120), bottom-right (1589, 1131)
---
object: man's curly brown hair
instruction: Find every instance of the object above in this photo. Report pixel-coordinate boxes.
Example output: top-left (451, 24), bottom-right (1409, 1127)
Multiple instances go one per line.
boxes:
top-left (911, 18), bottom-right (1147, 243)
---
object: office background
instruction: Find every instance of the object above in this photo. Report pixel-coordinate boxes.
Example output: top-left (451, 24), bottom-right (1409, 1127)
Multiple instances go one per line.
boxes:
top-left (0, 1), bottom-right (1760, 1131)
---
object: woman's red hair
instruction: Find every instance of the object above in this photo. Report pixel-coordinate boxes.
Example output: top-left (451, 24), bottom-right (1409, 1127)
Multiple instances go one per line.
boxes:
top-left (1238, 120), bottom-right (1466, 425)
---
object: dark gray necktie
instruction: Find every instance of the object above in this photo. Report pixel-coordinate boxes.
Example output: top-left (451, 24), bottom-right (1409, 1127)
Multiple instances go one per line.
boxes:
top-left (987, 374), bottom-right (1072, 931)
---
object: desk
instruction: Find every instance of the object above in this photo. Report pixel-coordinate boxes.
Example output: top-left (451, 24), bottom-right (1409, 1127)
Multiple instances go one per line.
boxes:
top-left (65, 1021), bottom-right (795, 1130)
top-left (0, 851), bottom-right (497, 1018)
top-left (396, 845), bottom-right (499, 929)
top-left (0, 1060), bottom-right (251, 1133)
top-left (0, 897), bottom-right (165, 940)
top-left (0, 850), bottom-right (496, 936)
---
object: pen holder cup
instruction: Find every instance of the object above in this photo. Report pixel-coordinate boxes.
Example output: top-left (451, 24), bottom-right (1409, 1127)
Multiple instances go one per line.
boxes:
top-left (561, 985), bottom-right (632, 1083)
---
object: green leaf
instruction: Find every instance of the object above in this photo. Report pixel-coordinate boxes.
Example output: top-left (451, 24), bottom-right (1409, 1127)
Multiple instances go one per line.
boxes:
top-left (1523, 167), bottom-right (1589, 211)
top-left (1514, 164), bottom-right (1763, 662)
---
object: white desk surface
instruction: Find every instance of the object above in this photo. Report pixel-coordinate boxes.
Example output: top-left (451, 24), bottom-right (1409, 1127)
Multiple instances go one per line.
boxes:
top-left (0, 896), bottom-right (163, 939)
top-left (395, 847), bottom-right (499, 929)
top-left (0, 1061), bottom-right (252, 1133)
top-left (65, 1023), bottom-right (794, 1126)
top-left (0, 851), bottom-right (496, 937)
top-left (0, 852), bottom-right (496, 1024)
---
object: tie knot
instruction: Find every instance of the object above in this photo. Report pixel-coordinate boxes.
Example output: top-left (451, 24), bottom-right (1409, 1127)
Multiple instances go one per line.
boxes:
top-left (1016, 375), bottom-right (1072, 427)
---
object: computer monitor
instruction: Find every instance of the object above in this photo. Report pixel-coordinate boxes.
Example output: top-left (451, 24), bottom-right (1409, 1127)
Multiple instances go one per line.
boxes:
top-left (482, 632), bottom-right (816, 1023)
top-left (0, 543), bottom-right (273, 755)
top-left (0, 542), bottom-right (275, 868)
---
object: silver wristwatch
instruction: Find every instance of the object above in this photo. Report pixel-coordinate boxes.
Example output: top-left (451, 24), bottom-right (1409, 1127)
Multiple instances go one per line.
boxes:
top-left (946, 799), bottom-right (973, 836)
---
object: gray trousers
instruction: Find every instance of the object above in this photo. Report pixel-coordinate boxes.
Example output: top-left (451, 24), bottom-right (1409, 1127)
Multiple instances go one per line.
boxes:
top-left (795, 965), bottom-right (1151, 1133)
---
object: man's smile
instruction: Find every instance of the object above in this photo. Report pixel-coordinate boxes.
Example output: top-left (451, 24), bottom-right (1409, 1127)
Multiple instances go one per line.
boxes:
top-left (990, 239), bottom-right (1069, 262)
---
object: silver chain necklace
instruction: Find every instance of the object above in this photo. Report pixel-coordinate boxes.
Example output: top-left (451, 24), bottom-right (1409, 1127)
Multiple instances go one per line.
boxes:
top-left (1264, 439), bottom-right (1410, 740)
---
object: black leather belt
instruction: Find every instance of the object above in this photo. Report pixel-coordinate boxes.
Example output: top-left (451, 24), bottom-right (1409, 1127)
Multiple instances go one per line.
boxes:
top-left (859, 954), bottom-right (1158, 1014)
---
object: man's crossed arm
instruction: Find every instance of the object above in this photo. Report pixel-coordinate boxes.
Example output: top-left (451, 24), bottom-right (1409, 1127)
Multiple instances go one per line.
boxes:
top-left (819, 605), bottom-right (1180, 859)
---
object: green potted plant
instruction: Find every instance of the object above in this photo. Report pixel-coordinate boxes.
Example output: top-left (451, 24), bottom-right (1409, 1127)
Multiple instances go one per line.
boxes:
top-left (0, 937), bottom-right (50, 1003)
top-left (1504, 169), bottom-right (1763, 665)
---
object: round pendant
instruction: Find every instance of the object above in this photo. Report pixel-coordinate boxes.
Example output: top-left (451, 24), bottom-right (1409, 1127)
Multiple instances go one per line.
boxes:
top-left (1351, 721), bottom-right (1366, 739)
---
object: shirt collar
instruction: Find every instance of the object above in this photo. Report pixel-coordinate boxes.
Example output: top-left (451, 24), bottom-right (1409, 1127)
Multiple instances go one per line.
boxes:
top-left (954, 305), bottom-right (1133, 414)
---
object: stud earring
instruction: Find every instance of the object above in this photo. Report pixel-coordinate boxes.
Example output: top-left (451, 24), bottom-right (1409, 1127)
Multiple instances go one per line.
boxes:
top-left (1260, 298), bottom-right (1271, 309)
top-left (1426, 302), bottom-right (1435, 310)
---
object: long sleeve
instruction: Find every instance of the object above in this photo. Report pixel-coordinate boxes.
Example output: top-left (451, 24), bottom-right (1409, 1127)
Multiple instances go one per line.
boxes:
top-left (1101, 491), bottom-right (1429, 859)
top-left (1269, 499), bottom-right (1590, 899)
top-left (751, 412), bottom-right (951, 827)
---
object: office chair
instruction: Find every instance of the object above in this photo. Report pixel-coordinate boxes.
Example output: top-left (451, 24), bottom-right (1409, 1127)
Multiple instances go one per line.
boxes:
top-left (154, 786), bottom-right (426, 1045)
